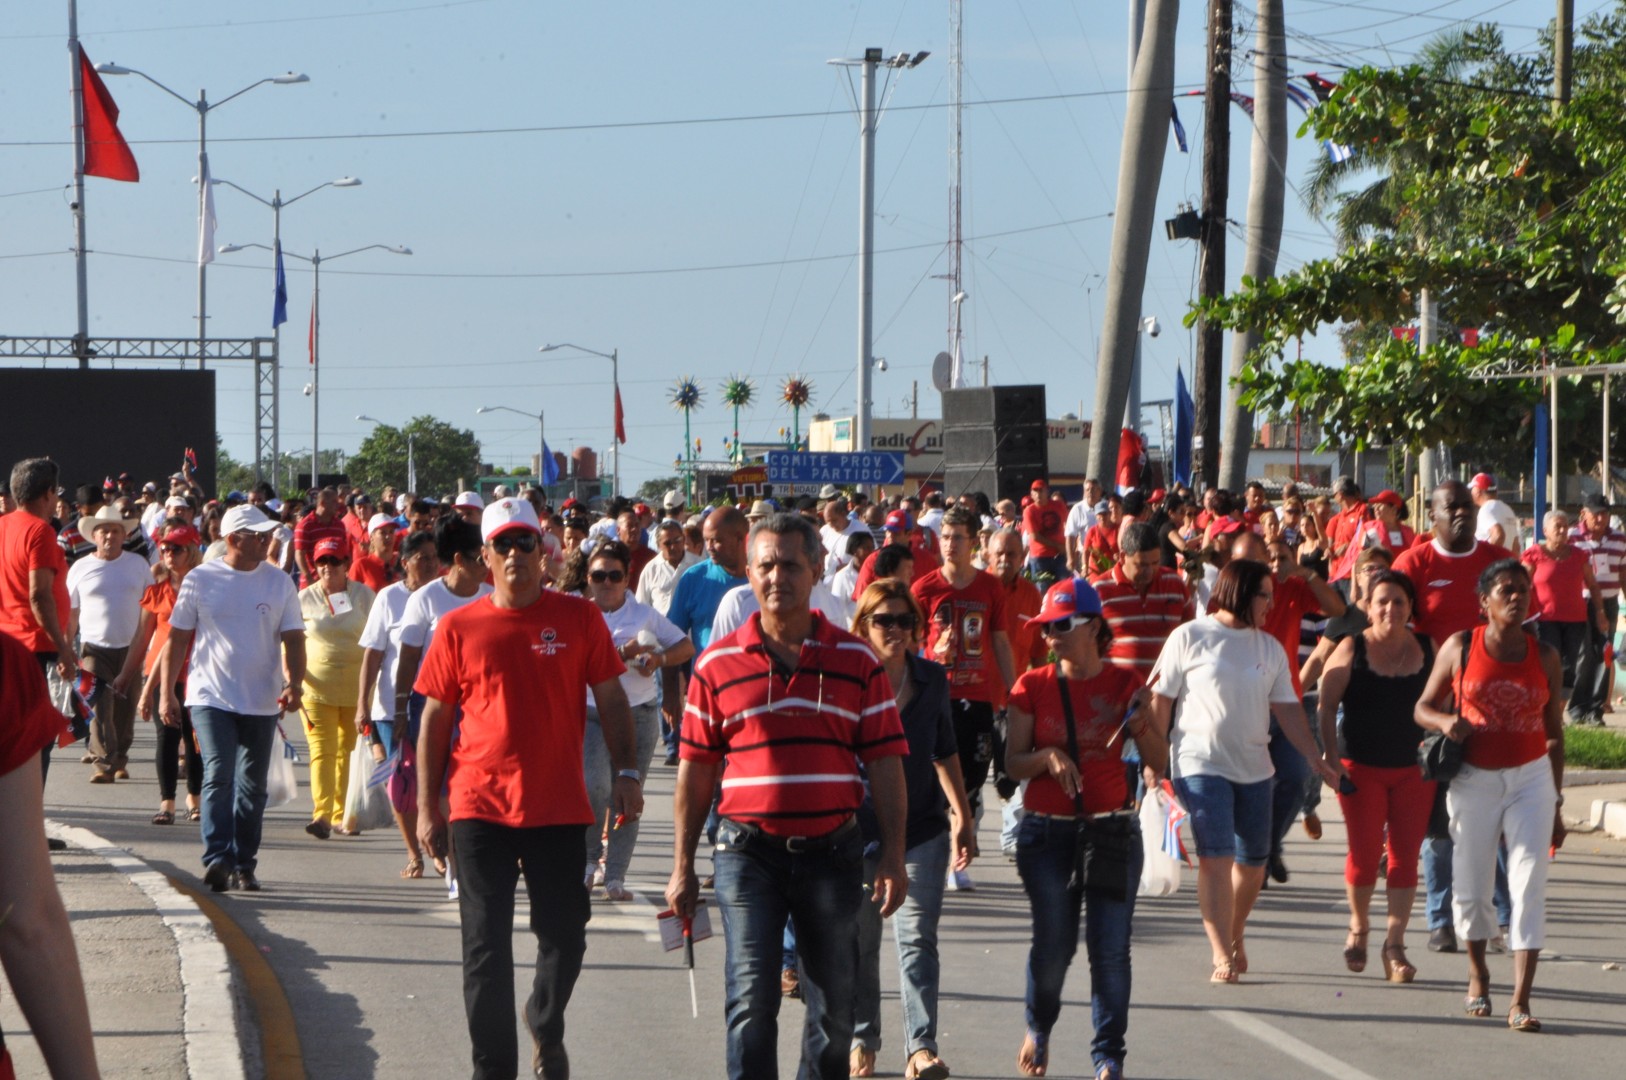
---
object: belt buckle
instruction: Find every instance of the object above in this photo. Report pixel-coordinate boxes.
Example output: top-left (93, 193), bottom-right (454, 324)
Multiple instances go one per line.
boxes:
top-left (783, 834), bottom-right (810, 854)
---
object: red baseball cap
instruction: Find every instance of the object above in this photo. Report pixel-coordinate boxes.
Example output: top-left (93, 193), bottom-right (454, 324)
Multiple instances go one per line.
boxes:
top-left (313, 538), bottom-right (347, 561)
top-left (1469, 472), bottom-right (1496, 491)
top-left (1150, 488), bottom-right (1167, 502)
top-left (1030, 479), bottom-right (1047, 490)
top-left (1371, 489), bottom-right (1405, 509)
top-left (157, 523), bottom-right (200, 547)
top-left (1025, 577), bottom-right (1104, 627)
top-left (1210, 518), bottom-right (1245, 537)
top-left (884, 510), bottom-right (911, 532)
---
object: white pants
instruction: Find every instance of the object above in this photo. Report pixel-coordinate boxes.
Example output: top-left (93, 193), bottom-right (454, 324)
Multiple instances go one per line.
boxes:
top-left (1447, 757), bottom-right (1557, 951)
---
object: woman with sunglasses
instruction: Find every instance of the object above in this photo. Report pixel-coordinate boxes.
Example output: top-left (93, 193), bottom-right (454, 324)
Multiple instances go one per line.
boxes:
top-left (1004, 578), bottom-right (1161, 1080)
top-left (1145, 559), bottom-right (1340, 985)
top-left (114, 519), bottom-right (204, 825)
top-left (298, 537), bottom-right (376, 839)
top-left (848, 580), bottom-right (973, 1080)
top-left (581, 541), bottom-right (693, 900)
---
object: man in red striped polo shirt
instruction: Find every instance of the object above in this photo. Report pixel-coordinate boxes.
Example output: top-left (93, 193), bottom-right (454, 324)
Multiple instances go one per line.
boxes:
top-left (667, 512), bottom-right (908, 1080)
top-left (1092, 522), bottom-right (1194, 680)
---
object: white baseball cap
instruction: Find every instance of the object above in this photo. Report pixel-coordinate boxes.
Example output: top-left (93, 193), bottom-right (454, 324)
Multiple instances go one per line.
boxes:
top-left (454, 490), bottom-right (484, 509)
top-left (662, 489), bottom-right (685, 510)
top-left (164, 495), bottom-right (191, 510)
top-left (395, 493), bottom-right (411, 513)
top-left (367, 512), bottom-right (398, 535)
top-left (481, 497), bottom-right (542, 542)
top-left (221, 504), bottom-right (279, 535)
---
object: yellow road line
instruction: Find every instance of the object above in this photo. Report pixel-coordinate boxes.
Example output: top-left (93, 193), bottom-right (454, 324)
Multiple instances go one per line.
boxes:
top-left (169, 877), bottom-right (307, 1080)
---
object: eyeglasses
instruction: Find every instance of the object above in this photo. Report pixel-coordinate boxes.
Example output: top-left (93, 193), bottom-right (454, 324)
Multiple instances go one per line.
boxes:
top-left (1039, 614), bottom-right (1096, 637)
top-left (159, 544), bottom-right (188, 555)
top-left (589, 569), bottom-right (626, 584)
top-left (315, 557), bottom-right (345, 568)
top-left (491, 532), bottom-right (540, 556)
top-left (869, 612), bottom-right (918, 631)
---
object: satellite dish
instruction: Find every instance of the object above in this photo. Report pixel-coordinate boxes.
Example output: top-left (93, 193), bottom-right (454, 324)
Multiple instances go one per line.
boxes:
top-left (931, 351), bottom-right (953, 392)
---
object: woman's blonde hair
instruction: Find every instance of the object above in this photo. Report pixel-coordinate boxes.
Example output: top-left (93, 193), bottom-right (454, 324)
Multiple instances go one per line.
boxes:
top-left (852, 579), bottom-right (927, 639)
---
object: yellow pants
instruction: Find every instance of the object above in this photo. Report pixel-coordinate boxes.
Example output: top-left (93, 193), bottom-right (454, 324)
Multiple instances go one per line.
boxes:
top-left (303, 700), bottom-right (358, 826)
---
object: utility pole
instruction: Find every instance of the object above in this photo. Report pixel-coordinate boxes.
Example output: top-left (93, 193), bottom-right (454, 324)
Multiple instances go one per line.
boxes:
top-left (1417, 288), bottom-right (1440, 497)
top-left (1126, 0), bottom-right (1147, 433)
top-left (1192, 0), bottom-right (1232, 491)
top-left (1555, 0), bottom-right (1574, 112)
top-left (857, 49), bottom-right (879, 468)
top-left (947, 0), bottom-right (966, 387)
top-left (68, 0), bottom-right (90, 369)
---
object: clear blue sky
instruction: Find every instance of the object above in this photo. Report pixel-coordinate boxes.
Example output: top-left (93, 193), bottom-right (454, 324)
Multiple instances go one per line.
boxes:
top-left (0, 0), bottom-right (1575, 491)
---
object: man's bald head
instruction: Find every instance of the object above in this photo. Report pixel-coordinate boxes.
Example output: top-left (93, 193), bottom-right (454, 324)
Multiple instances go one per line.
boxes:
top-left (1230, 531), bottom-right (1268, 565)
top-left (704, 506), bottom-right (750, 574)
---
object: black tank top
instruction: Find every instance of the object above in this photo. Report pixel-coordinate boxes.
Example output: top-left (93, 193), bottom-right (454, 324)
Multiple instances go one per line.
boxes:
top-left (1337, 632), bottom-right (1433, 768)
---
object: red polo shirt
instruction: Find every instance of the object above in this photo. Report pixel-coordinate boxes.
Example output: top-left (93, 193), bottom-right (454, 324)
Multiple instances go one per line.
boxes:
top-left (1092, 564), bottom-right (1193, 682)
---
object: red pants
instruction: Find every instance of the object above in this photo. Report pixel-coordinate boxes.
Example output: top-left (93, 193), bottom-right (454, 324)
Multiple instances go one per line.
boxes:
top-left (1336, 760), bottom-right (1436, 888)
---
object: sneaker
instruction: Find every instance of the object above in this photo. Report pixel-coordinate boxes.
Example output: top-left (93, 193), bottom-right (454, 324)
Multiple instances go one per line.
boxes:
top-left (780, 967), bottom-right (802, 999)
top-left (1427, 925), bottom-right (1458, 953)
top-left (203, 860), bottom-right (233, 893)
top-left (664, 751), bottom-right (679, 767)
top-left (531, 1035), bottom-right (569, 1079)
top-left (113, 768), bottom-right (131, 780)
top-left (948, 868), bottom-right (975, 892)
top-left (1302, 813), bottom-right (1323, 840)
top-left (1487, 927), bottom-right (1509, 954)
top-left (603, 880), bottom-right (633, 902)
top-left (592, 862), bottom-right (606, 888)
top-left (1267, 854), bottom-right (1290, 884)
top-left (89, 770), bottom-right (115, 784)
top-left (304, 819), bottom-right (332, 840)
top-left (232, 869), bottom-right (262, 892)
top-left (48, 837), bottom-right (68, 852)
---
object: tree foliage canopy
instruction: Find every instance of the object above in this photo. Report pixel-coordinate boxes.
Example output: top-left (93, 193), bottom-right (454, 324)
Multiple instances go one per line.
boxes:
top-left (347, 416), bottom-right (481, 496)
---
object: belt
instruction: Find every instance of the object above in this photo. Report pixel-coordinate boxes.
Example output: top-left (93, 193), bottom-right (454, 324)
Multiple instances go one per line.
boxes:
top-left (1026, 808), bottom-right (1137, 823)
top-left (721, 815), bottom-right (858, 854)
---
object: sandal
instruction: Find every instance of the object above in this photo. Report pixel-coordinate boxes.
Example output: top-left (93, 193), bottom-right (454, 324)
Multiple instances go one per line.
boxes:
top-left (849, 1045), bottom-right (876, 1077)
top-left (603, 881), bottom-right (634, 902)
top-left (151, 809), bottom-right (175, 825)
top-left (1344, 929), bottom-right (1369, 973)
top-left (1381, 942), bottom-right (1416, 983)
top-left (905, 1048), bottom-right (950, 1080)
top-left (187, 807), bottom-right (202, 822)
top-left (1231, 937), bottom-right (1249, 975)
top-left (401, 857), bottom-right (424, 879)
top-left (1464, 993), bottom-right (1493, 1018)
top-left (1210, 959), bottom-right (1240, 984)
top-left (1017, 1030), bottom-right (1048, 1076)
top-left (1095, 1062), bottom-right (1124, 1080)
top-left (1508, 1009), bottom-right (1542, 1033)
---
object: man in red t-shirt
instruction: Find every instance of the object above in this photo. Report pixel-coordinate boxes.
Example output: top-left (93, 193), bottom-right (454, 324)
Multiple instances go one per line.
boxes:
top-left (849, 509), bottom-right (936, 598)
top-left (1022, 478), bottom-right (1068, 580)
top-left (1327, 476), bottom-right (1369, 565)
top-left (293, 487), bottom-right (351, 588)
top-left (415, 496), bottom-right (638, 1080)
top-left (913, 507), bottom-right (1016, 887)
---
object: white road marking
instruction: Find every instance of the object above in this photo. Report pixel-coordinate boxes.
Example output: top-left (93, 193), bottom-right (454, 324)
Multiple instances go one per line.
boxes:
top-left (425, 882), bottom-right (668, 942)
top-left (1211, 1009), bottom-right (1385, 1080)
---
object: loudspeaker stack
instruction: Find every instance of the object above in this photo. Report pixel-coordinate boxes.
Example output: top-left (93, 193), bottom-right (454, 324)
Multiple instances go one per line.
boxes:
top-left (939, 385), bottom-right (1048, 504)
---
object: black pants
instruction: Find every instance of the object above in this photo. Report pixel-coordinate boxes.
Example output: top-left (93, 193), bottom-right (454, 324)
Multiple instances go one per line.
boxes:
top-left (157, 693), bottom-right (203, 802)
top-left (35, 652), bottom-right (57, 779)
top-left (452, 819), bottom-right (590, 1080)
top-left (1569, 596), bottom-right (1619, 721)
top-left (952, 698), bottom-right (996, 821)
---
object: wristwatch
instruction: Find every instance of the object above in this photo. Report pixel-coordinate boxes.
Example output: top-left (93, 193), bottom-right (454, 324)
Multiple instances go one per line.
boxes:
top-left (616, 769), bottom-right (643, 783)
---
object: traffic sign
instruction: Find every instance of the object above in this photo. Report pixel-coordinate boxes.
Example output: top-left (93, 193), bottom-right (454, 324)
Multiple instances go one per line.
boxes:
top-left (765, 450), bottom-right (906, 486)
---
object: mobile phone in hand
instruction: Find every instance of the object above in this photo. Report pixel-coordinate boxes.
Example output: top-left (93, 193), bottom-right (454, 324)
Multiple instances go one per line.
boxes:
top-left (1338, 774), bottom-right (1358, 796)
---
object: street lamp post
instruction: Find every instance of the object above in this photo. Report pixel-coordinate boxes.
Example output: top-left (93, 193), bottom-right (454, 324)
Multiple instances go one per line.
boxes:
top-left (219, 242), bottom-right (411, 490)
top-left (213, 176), bottom-right (360, 475)
top-left (477, 406), bottom-right (546, 494)
top-left (357, 415), bottom-right (415, 493)
top-left (539, 343), bottom-right (618, 496)
top-left (93, 62), bottom-right (309, 368)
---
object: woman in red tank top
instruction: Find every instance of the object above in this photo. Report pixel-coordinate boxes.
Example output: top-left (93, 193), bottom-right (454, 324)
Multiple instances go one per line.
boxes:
top-left (1417, 558), bottom-right (1565, 1033)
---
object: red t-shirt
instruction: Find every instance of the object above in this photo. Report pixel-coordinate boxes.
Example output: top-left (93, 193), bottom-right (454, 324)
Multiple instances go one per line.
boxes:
top-left (350, 552), bottom-right (395, 593)
top-left (414, 590), bottom-right (625, 828)
top-left (851, 540), bottom-right (935, 600)
top-left (1009, 663), bottom-right (1142, 815)
top-left (993, 574), bottom-right (1048, 709)
top-left (1023, 499), bottom-right (1067, 560)
top-left (682, 612), bottom-right (906, 837)
top-left (1329, 502), bottom-right (1369, 553)
top-left (342, 512), bottom-right (369, 551)
top-left (913, 568), bottom-right (1009, 703)
top-left (0, 630), bottom-right (65, 776)
top-left (627, 544), bottom-right (657, 591)
top-left (139, 580), bottom-right (188, 680)
top-left (0, 511), bottom-right (70, 653)
top-left (1392, 539), bottom-right (1512, 645)
top-left (1082, 522), bottom-right (1121, 574)
top-left (1258, 574), bottom-right (1320, 696)
top-left (1520, 544), bottom-right (1590, 623)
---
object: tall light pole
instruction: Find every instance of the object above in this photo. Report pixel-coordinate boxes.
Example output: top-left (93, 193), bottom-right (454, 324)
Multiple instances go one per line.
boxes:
top-left (219, 242), bottom-right (410, 490)
top-left (357, 414), bottom-right (415, 493)
top-left (213, 176), bottom-right (360, 475)
top-left (829, 48), bottom-right (928, 481)
top-left (540, 343), bottom-right (618, 496)
top-left (477, 406), bottom-right (546, 494)
top-left (93, 62), bottom-right (309, 368)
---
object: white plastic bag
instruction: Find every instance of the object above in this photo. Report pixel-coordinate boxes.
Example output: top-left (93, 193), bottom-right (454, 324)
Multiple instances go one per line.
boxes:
top-left (1137, 787), bottom-right (1183, 897)
top-left (343, 740), bottom-right (395, 833)
top-left (267, 721), bottom-right (299, 808)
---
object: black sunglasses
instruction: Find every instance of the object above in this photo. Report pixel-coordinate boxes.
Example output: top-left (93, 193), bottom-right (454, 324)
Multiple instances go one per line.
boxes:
top-left (491, 532), bottom-right (540, 556)
top-left (159, 544), bottom-right (188, 555)
top-left (870, 613), bottom-right (918, 631)
top-left (315, 557), bottom-right (345, 568)
top-left (589, 569), bottom-right (626, 584)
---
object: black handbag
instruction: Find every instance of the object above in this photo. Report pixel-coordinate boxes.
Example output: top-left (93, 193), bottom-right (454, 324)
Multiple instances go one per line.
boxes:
top-left (1418, 630), bottom-right (1470, 783)
top-left (1059, 673), bottom-right (1134, 901)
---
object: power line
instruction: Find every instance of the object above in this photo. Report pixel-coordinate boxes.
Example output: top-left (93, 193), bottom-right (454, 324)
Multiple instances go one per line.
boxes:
top-left (0, 0), bottom-right (499, 40)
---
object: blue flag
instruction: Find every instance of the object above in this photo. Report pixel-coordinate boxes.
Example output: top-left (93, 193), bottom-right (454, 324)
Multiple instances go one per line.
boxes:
top-left (272, 240), bottom-right (288, 329)
top-left (1169, 103), bottom-right (1188, 153)
top-left (1173, 367), bottom-right (1195, 486)
top-left (1533, 402), bottom-right (1549, 528)
top-left (542, 440), bottom-right (560, 486)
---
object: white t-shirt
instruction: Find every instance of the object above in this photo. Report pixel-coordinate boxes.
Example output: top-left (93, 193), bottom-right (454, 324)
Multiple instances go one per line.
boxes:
top-left (634, 552), bottom-right (700, 616)
top-left (821, 520), bottom-right (868, 581)
top-left (709, 581), bottom-right (846, 640)
top-left (592, 595), bottom-right (689, 707)
top-left (168, 559), bottom-right (303, 715)
top-left (358, 580), bottom-right (414, 722)
top-left (918, 507), bottom-right (945, 536)
top-left (67, 551), bottom-right (151, 649)
top-left (1149, 615), bottom-right (1299, 785)
top-left (1476, 499), bottom-right (1521, 551)
top-left (398, 577), bottom-right (494, 655)
top-left (1064, 500), bottom-right (1098, 540)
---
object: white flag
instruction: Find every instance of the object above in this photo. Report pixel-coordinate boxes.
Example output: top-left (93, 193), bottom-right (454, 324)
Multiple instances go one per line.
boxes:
top-left (198, 154), bottom-right (217, 266)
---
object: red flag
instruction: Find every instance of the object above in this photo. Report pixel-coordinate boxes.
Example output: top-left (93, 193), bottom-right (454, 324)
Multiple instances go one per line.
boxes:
top-left (308, 293), bottom-right (318, 366)
top-left (1115, 428), bottom-right (1146, 493)
top-left (78, 46), bottom-right (139, 182)
top-left (614, 385), bottom-right (627, 444)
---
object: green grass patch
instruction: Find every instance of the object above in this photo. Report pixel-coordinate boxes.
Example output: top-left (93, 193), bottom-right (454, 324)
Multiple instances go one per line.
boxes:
top-left (1564, 725), bottom-right (1626, 769)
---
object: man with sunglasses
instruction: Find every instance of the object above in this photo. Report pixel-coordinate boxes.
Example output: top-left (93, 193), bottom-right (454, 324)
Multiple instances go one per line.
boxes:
top-left (156, 504), bottom-right (305, 893)
top-left (415, 497), bottom-right (637, 1080)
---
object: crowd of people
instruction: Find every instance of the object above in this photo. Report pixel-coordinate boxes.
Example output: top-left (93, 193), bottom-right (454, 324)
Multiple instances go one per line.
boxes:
top-left (2, 452), bottom-right (1618, 1080)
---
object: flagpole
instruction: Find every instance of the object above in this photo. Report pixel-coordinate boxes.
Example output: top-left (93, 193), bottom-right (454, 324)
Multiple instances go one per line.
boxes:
top-left (68, 0), bottom-right (90, 369)
top-left (311, 252), bottom-right (320, 492)
top-left (271, 194), bottom-right (282, 479)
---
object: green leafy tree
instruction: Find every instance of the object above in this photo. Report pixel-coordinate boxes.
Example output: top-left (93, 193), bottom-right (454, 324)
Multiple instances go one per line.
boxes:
top-left (636, 475), bottom-right (682, 502)
top-left (347, 416), bottom-right (481, 497)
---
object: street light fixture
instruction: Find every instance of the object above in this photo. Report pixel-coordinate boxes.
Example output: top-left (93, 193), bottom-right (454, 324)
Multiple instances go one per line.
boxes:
top-left (93, 61), bottom-right (310, 368)
top-left (477, 405), bottom-right (549, 494)
top-left (539, 343), bottom-right (619, 496)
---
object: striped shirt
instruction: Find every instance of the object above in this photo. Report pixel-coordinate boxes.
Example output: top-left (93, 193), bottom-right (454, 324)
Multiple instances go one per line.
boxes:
top-left (1091, 564), bottom-right (1194, 680)
top-left (682, 610), bottom-right (907, 837)
top-left (1570, 525), bottom-right (1626, 600)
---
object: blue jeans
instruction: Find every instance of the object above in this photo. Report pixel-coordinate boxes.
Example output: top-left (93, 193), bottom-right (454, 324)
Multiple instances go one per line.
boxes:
top-left (1423, 835), bottom-right (1512, 931)
top-left (1015, 814), bottom-right (1143, 1071)
top-left (191, 706), bottom-right (278, 874)
top-left (1173, 773), bottom-right (1273, 866)
top-left (713, 818), bottom-right (865, 1080)
top-left (853, 831), bottom-right (952, 1057)
top-left (1301, 693), bottom-right (1325, 815)
top-left (1267, 718), bottom-right (1313, 860)
top-left (582, 699), bottom-right (660, 884)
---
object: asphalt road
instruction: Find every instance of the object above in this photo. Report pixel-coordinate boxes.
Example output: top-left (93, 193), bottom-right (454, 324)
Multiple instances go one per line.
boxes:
top-left (40, 720), bottom-right (1626, 1080)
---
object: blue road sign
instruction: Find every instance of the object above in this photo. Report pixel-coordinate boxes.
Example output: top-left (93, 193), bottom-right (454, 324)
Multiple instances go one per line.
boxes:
top-left (765, 451), bottom-right (906, 486)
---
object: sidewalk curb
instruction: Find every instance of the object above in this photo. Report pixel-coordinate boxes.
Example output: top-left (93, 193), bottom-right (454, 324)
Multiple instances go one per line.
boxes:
top-left (1589, 799), bottom-right (1626, 840)
top-left (46, 820), bottom-right (246, 1080)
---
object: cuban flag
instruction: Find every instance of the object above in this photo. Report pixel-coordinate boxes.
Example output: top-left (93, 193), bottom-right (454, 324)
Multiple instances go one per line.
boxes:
top-left (1159, 779), bottom-right (1194, 866)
